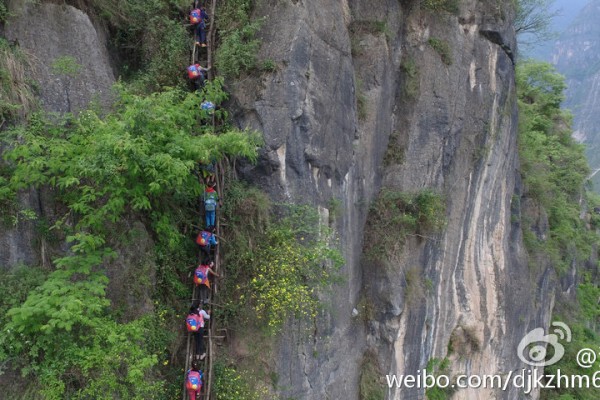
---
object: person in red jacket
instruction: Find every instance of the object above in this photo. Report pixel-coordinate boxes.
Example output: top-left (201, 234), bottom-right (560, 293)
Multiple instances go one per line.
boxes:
top-left (186, 361), bottom-right (203, 400)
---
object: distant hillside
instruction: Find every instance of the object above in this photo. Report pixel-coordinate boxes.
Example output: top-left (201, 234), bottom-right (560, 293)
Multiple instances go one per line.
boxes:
top-left (522, 0), bottom-right (587, 60)
top-left (551, 0), bottom-right (600, 188)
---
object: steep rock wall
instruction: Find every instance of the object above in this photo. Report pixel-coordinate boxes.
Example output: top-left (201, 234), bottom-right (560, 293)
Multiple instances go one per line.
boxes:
top-left (232, 0), bottom-right (554, 399)
top-left (1, 0), bottom-right (116, 268)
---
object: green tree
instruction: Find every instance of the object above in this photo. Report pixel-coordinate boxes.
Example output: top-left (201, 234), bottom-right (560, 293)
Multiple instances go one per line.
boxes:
top-left (517, 61), bottom-right (600, 400)
top-left (515, 0), bottom-right (559, 46)
top-left (0, 81), bottom-right (261, 397)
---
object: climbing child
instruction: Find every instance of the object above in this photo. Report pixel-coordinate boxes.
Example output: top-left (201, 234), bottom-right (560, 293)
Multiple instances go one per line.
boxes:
top-left (196, 226), bottom-right (218, 261)
top-left (187, 64), bottom-right (209, 91)
top-left (185, 303), bottom-right (211, 360)
top-left (203, 183), bottom-right (220, 228)
top-left (194, 259), bottom-right (220, 302)
top-left (186, 361), bottom-right (204, 400)
top-left (189, 7), bottom-right (209, 47)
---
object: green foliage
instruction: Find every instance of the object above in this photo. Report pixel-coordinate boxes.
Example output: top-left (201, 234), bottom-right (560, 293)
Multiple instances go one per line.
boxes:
top-left (213, 362), bottom-right (268, 400)
top-left (0, 262), bottom-right (164, 399)
top-left (219, 183), bottom-right (343, 333)
top-left (0, 83), bottom-right (260, 397)
top-left (217, 0), bottom-right (253, 31)
top-left (216, 21), bottom-right (262, 79)
top-left (421, 0), bottom-right (459, 14)
top-left (543, 311), bottom-right (600, 399)
top-left (215, 0), bottom-right (263, 78)
top-left (248, 213), bottom-right (343, 331)
top-left (51, 56), bottom-right (82, 78)
top-left (0, 38), bottom-right (36, 125)
top-left (0, 0), bottom-right (8, 23)
top-left (425, 358), bottom-right (456, 400)
top-left (428, 38), bottom-right (453, 65)
top-left (88, 0), bottom-right (189, 90)
top-left (365, 189), bottom-right (446, 262)
top-left (129, 17), bottom-right (189, 92)
top-left (261, 59), bottom-right (277, 72)
top-left (0, 265), bottom-right (48, 334)
top-left (400, 58), bottom-right (420, 99)
top-left (517, 61), bottom-right (600, 400)
top-left (383, 130), bottom-right (405, 166)
top-left (404, 267), bottom-right (426, 305)
top-left (359, 354), bottom-right (385, 400)
top-left (349, 20), bottom-right (390, 38)
top-left (356, 78), bottom-right (368, 121)
top-left (515, 0), bottom-right (559, 47)
top-left (517, 60), bottom-right (594, 273)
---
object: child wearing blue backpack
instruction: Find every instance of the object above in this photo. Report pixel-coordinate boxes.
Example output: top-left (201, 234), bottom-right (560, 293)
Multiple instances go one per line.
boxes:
top-left (203, 184), bottom-right (220, 228)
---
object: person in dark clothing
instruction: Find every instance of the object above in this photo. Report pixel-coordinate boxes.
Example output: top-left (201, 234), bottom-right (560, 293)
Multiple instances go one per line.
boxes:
top-left (187, 64), bottom-right (209, 91)
top-left (190, 7), bottom-right (209, 47)
top-left (188, 303), bottom-right (210, 360)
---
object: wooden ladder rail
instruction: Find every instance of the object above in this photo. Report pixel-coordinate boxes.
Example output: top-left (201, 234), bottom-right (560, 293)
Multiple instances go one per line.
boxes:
top-left (184, 0), bottom-right (221, 398)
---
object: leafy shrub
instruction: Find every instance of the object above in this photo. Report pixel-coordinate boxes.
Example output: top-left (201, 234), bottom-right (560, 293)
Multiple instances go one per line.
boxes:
top-left (0, 0), bottom-right (8, 23)
top-left (88, 0), bottom-right (189, 89)
top-left (261, 59), bottom-right (277, 72)
top-left (219, 187), bottom-right (343, 333)
top-left (421, 0), bottom-right (459, 14)
top-left (213, 362), bottom-right (268, 400)
top-left (356, 78), bottom-right (368, 121)
top-left (400, 58), bottom-right (420, 99)
top-left (359, 354), bottom-right (385, 400)
top-left (365, 189), bottom-right (446, 262)
top-left (428, 38), bottom-right (453, 65)
top-left (216, 21), bottom-right (262, 78)
top-left (0, 38), bottom-right (36, 124)
top-left (425, 358), bottom-right (457, 400)
top-left (247, 216), bottom-right (342, 331)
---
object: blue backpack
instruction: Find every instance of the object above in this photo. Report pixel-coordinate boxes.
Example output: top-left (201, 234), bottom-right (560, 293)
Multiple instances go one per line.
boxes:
top-left (204, 191), bottom-right (218, 211)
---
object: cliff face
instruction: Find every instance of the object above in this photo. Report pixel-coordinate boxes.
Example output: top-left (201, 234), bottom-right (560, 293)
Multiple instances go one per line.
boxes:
top-left (1, 0), bottom-right (558, 398)
top-left (1, 0), bottom-right (116, 269)
top-left (233, 0), bottom-right (553, 399)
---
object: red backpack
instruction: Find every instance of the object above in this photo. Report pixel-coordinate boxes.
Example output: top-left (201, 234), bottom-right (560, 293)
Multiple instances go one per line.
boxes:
top-left (187, 64), bottom-right (202, 80)
top-left (185, 313), bottom-right (204, 332)
top-left (190, 9), bottom-right (202, 24)
top-left (186, 370), bottom-right (203, 390)
top-left (196, 230), bottom-right (210, 246)
top-left (194, 265), bottom-right (209, 286)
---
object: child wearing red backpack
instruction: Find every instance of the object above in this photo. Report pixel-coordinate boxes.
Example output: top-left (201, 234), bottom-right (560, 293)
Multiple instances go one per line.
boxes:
top-left (186, 361), bottom-right (204, 400)
top-left (185, 303), bottom-right (211, 360)
top-left (189, 6), bottom-right (209, 47)
top-left (194, 259), bottom-right (220, 302)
